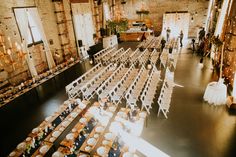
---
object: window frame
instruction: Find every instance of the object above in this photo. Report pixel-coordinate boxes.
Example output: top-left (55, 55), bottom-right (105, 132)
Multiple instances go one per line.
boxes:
top-left (13, 6), bottom-right (43, 47)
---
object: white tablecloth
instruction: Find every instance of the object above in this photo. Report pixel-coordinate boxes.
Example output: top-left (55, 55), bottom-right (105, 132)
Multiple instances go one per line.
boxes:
top-left (203, 81), bottom-right (227, 105)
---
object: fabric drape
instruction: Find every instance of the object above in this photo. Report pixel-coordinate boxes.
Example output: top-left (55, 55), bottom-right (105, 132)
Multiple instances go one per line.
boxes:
top-left (28, 8), bottom-right (56, 69)
top-left (14, 9), bottom-right (38, 77)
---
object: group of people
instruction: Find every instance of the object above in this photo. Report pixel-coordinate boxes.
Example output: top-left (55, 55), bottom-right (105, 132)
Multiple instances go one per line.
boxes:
top-left (197, 27), bottom-right (212, 57)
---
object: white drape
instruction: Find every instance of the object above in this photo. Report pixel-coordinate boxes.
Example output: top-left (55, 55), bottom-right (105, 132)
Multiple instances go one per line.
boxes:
top-left (28, 8), bottom-right (56, 69)
top-left (103, 2), bottom-right (111, 21)
top-left (14, 9), bottom-right (38, 77)
top-left (73, 13), bottom-right (95, 50)
top-left (161, 13), bottom-right (190, 39)
top-left (214, 0), bottom-right (229, 36)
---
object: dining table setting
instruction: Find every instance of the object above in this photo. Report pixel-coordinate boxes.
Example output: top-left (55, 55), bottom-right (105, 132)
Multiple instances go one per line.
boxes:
top-left (8, 98), bottom-right (89, 157)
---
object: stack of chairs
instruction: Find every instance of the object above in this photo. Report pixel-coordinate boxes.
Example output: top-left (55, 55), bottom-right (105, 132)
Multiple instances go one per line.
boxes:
top-left (140, 66), bottom-right (161, 114)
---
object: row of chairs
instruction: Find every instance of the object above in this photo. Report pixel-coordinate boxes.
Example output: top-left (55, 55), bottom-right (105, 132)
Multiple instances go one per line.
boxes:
top-left (115, 48), bottom-right (133, 64)
top-left (65, 63), bottom-right (104, 98)
top-left (94, 47), bottom-right (113, 63)
top-left (140, 66), bottom-right (161, 114)
top-left (125, 65), bottom-right (149, 108)
top-left (81, 63), bottom-right (115, 100)
top-left (157, 68), bottom-right (175, 118)
top-left (102, 48), bottom-right (124, 65)
top-left (96, 64), bottom-right (129, 100)
top-left (150, 49), bottom-right (160, 65)
top-left (109, 64), bottom-right (139, 104)
top-left (138, 49), bottom-right (151, 66)
top-left (129, 48), bottom-right (142, 64)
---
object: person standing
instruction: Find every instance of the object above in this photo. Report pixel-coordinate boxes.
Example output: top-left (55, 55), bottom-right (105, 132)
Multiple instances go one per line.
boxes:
top-left (191, 38), bottom-right (195, 53)
top-left (198, 27), bottom-right (205, 43)
top-left (166, 27), bottom-right (171, 41)
top-left (179, 30), bottom-right (183, 47)
top-left (161, 37), bottom-right (166, 52)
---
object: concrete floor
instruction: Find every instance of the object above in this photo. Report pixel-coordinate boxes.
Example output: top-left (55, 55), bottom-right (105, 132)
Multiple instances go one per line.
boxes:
top-left (0, 42), bottom-right (236, 157)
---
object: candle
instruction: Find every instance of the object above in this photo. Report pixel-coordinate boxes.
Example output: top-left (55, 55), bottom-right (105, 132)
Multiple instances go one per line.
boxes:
top-left (3, 45), bottom-right (6, 54)
top-left (7, 36), bottom-right (12, 48)
top-left (7, 49), bottom-right (13, 61)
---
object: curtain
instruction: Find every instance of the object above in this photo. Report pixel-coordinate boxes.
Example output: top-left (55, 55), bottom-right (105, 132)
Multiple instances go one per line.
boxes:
top-left (73, 13), bottom-right (95, 51)
top-left (103, 2), bottom-right (111, 21)
top-left (214, 0), bottom-right (229, 36)
top-left (161, 13), bottom-right (190, 39)
top-left (28, 8), bottom-right (56, 69)
top-left (14, 9), bottom-right (38, 77)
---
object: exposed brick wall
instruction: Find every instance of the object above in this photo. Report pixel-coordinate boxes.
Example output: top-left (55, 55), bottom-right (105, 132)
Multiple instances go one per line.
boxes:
top-left (120, 0), bottom-right (209, 37)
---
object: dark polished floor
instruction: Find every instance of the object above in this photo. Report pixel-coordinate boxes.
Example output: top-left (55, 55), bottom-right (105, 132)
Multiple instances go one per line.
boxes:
top-left (0, 42), bottom-right (236, 157)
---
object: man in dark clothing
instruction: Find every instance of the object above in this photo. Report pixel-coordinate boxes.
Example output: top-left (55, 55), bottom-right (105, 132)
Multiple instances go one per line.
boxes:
top-left (179, 30), bottom-right (183, 47)
top-left (192, 38), bottom-right (195, 52)
top-left (198, 28), bottom-right (205, 43)
top-left (161, 38), bottom-right (166, 52)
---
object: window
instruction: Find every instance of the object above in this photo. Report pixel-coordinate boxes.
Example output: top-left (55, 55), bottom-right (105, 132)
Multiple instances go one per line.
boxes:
top-left (14, 7), bottom-right (43, 46)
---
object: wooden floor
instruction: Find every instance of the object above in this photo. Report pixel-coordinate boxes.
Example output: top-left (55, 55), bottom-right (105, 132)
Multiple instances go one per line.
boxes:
top-left (0, 42), bottom-right (236, 157)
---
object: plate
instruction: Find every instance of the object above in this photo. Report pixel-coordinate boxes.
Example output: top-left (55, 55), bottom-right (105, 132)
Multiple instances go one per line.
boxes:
top-left (17, 142), bottom-right (26, 150)
top-left (104, 133), bottom-right (113, 141)
top-left (102, 140), bottom-right (109, 145)
top-left (49, 137), bottom-right (55, 142)
top-left (123, 152), bottom-right (133, 157)
top-left (32, 128), bottom-right (39, 134)
top-left (52, 151), bottom-right (64, 157)
top-left (85, 146), bottom-right (91, 151)
top-left (79, 118), bottom-right (87, 124)
top-left (95, 126), bottom-right (104, 133)
top-left (39, 145), bottom-right (49, 154)
top-left (9, 151), bottom-right (16, 157)
top-left (62, 121), bottom-right (70, 127)
top-left (45, 116), bottom-right (52, 122)
top-left (79, 102), bottom-right (86, 109)
top-left (71, 112), bottom-right (78, 118)
top-left (52, 131), bottom-right (60, 138)
top-left (97, 146), bottom-right (106, 156)
top-left (66, 133), bottom-right (74, 140)
top-left (94, 133), bottom-right (99, 138)
top-left (26, 137), bottom-right (31, 142)
top-left (59, 127), bottom-right (64, 132)
top-left (87, 137), bottom-right (96, 146)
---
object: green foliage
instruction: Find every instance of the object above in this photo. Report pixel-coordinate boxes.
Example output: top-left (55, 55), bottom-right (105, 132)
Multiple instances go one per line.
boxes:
top-left (107, 19), bottom-right (128, 34)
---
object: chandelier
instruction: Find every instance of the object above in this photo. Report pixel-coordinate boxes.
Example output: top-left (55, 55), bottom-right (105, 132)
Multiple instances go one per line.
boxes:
top-left (0, 31), bottom-right (26, 73)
